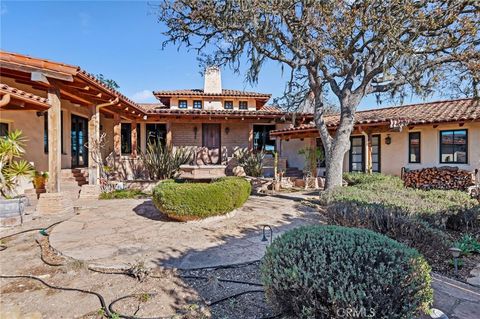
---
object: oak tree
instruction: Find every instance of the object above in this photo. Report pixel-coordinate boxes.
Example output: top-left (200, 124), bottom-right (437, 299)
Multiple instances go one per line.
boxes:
top-left (157, 0), bottom-right (479, 189)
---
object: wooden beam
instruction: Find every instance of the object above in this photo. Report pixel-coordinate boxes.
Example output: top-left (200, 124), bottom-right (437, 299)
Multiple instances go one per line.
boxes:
top-left (47, 87), bottom-right (62, 193)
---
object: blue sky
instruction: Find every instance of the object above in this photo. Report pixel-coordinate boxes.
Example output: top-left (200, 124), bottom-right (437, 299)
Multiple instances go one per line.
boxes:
top-left (1, 1), bottom-right (440, 110)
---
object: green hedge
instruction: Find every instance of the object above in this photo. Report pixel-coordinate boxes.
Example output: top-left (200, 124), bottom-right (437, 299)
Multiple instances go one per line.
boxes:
top-left (261, 225), bottom-right (433, 319)
top-left (152, 177), bottom-right (251, 221)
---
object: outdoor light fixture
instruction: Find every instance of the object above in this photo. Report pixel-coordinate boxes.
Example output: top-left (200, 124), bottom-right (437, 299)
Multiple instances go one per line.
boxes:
top-left (385, 134), bottom-right (392, 145)
top-left (261, 225), bottom-right (273, 245)
top-left (193, 126), bottom-right (198, 139)
top-left (449, 247), bottom-right (461, 275)
top-left (225, 127), bottom-right (230, 135)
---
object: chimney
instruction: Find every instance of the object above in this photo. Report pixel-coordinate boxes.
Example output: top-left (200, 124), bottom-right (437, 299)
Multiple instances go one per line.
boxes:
top-left (204, 66), bottom-right (222, 94)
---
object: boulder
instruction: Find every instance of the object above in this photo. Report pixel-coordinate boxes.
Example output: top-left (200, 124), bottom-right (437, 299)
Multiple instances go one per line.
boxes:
top-left (294, 178), bottom-right (305, 188)
top-left (233, 166), bottom-right (246, 177)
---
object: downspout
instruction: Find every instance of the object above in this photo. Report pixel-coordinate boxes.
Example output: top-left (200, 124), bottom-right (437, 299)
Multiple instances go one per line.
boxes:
top-left (0, 94), bottom-right (11, 107)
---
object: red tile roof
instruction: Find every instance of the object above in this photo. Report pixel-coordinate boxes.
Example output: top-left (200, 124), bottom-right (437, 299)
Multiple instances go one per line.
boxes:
top-left (0, 83), bottom-right (50, 108)
top-left (145, 104), bottom-right (290, 117)
top-left (0, 51), bottom-right (146, 116)
top-left (153, 89), bottom-right (271, 99)
top-left (271, 98), bottom-right (480, 136)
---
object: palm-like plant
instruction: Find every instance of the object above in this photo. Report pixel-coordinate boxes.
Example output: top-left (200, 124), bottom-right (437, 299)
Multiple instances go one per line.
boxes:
top-left (0, 130), bottom-right (34, 198)
top-left (141, 138), bottom-right (192, 180)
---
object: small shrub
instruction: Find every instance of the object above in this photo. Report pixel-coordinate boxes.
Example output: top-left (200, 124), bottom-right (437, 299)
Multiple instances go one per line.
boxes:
top-left (99, 189), bottom-right (148, 200)
top-left (152, 177), bottom-right (251, 221)
top-left (141, 139), bottom-right (192, 180)
top-left (261, 225), bottom-right (432, 319)
top-left (455, 234), bottom-right (480, 255)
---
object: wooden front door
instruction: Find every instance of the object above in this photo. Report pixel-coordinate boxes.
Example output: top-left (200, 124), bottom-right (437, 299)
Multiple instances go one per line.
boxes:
top-left (202, 124), bottom-right (221, 164)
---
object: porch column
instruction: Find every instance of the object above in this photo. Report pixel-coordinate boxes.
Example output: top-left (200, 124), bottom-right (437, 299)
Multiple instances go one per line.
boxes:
top-left (47, 87), bottom-right (62, 193)
top-left (248, 123), bottom-right (254, 150)
top-left (166, 122), bottom-right (172, 148)
top-left (88, 105), bottom-right (100, 185)
top-left (131, 120), bottom-right (137, 157)
top-left (113, 113), bottom-right (121, 157)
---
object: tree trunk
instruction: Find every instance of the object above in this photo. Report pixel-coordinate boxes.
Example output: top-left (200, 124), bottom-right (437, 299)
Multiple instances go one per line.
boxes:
top-left (323, 132), bottom-right (351, 190)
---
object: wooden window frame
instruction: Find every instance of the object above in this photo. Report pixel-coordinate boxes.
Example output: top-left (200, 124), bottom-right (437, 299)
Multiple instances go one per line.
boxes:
top-left (439, 129), bottom-right (468, 164)
top-left (239, 101), bottom-right (248, 110)
top-left (178, 100), bottom-right (188, 109)
top-left (224, 101), bottom-right (233, 109)
top-left (408, 132), bottom-right (421, 164)
top-left (193, 100), bottom-right (202, 109)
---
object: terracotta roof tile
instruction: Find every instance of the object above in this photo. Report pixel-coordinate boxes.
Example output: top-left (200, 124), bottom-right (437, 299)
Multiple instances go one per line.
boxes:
top-left (0, 83), bottom-right (50, 107)
top-left (153, 88), bottom-right (271, 99)
top-left (271, 98), bottom-right (480, 135)
top-left (137, 103), bottom-right (168, 112)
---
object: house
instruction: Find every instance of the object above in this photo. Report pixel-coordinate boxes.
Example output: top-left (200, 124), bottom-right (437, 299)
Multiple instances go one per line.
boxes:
top-left (0, 51), bottom-right (310, 198)
top-left (271, 98), bottom-right (480, 176)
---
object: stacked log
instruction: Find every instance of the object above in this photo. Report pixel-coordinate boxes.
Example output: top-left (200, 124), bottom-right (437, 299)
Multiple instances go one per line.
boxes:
top-left (403, 166), bottom-right (475, 191)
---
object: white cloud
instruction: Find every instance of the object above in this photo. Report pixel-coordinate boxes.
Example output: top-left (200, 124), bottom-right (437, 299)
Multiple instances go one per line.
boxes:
top-left (132, 89), bottom-right (155, 102)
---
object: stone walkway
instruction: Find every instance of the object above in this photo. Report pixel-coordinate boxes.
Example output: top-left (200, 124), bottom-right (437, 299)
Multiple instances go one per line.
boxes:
top-left (50, 194), bottom-right (322, 269)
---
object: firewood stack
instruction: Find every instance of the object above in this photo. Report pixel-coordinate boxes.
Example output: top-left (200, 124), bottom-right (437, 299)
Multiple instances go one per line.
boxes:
top-left (403, 166), bottom-right (475, 191)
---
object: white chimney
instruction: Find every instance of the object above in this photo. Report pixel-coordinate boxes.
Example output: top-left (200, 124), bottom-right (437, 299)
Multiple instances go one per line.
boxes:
top-left (204, 66), bottom-right (222, 94)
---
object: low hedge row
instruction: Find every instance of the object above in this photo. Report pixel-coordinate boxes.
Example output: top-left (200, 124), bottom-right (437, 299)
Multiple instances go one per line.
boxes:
top-left (152, 177), bottom-right (251, 221)
top-left (261, 225), bottom-right (433, 318)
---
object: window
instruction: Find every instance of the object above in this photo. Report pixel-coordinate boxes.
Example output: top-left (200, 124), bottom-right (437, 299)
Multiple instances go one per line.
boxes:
top-left (121, 123), bottom-right (132, 154)
top-left (239, 101), bottom-right (248, 110)
top-left (253, 125), bottom-right (276, 153)
top-left (349, 136), bottom-right (364, 172)
top-left (179, 100), bottom-right (187, 109)
top-left (146, 123), bottom-right (167, 146)
top-left (193, 100), bottom-right (202, 109)
top-left (440, 129), bottom-right (468, 164)
top-left (371, 134), bottom-right (381, 172)
top-left (44, 111), bottom-right (64, 154)
top-left (224, 101), bottom-right (233, 109)
top-left (408, 132), bottom-right (421, 163)
top-left (0, 123), bottom-right (8, 137)
top-left (315, 138), bottom-right (326, 167)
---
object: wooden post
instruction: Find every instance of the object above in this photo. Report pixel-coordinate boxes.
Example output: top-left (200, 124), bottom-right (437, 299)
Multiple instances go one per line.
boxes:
top-left (88, 105), bottom-right (100, 185)
top-left (47, 87), bottom-right (62, 193)
top-left (131, 120), bottom-right (137, 157)
top-left (113, 114), bottom-right (121, 157)
top-left (165, 122), bottom-right (172, 148)
top-left (248, 123), bottom-right (254, 151)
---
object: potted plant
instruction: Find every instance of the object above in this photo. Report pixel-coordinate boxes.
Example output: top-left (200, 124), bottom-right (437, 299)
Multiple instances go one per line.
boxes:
top-left (32, 170), bottom-right (48, 194)
top-left (0, 130), bottom-right (34, 224)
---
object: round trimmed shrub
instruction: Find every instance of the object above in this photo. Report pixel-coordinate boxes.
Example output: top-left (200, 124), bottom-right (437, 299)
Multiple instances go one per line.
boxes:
top-left (152, 177), bottom-right (251, 221)
top-left (261, 225), bottom-right (432, 319)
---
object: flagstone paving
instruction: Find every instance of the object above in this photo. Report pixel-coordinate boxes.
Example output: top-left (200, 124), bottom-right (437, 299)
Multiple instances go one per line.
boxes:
top-left (49, 194), bottom-right (323, 269)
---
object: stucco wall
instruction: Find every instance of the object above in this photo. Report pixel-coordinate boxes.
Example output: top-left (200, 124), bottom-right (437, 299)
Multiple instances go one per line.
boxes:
top-left (169, 97), bottom-right (257, 111)
top-left (280, 138), bottom-right (312, 169)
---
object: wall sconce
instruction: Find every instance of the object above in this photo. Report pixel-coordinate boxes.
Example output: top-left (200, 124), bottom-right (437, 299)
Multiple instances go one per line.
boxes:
top-left (385, 134), bottom-right (392, 145)
top-left (36, 111), bottom-right (47, 117)
top-left (193, 126), bottom-right (198, 139)
top-left (225, 127), bottom-right (230, 135)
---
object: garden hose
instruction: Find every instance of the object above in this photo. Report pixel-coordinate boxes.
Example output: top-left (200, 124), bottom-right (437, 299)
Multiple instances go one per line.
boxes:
top-left (180, 274), bottom-right (263, 287)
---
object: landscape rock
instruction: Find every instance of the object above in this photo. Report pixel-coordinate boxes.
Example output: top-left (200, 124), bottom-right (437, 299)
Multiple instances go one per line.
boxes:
top-left (233, 166), bottom-right (246, 177)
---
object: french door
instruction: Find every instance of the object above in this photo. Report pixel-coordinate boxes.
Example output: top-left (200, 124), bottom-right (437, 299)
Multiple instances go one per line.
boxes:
top-left (349, 136), bottom-right (365, 172)
top-left (202, 124), bottom-right (221, 164)
top-left (71, 114), bottom-right (88, 168)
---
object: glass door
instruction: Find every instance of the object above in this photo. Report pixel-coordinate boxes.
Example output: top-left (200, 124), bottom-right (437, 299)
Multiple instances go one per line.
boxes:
top-left (71, 114), bottom-right (88, 168)
top-left (349, 136), bottom-right (365, 172)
